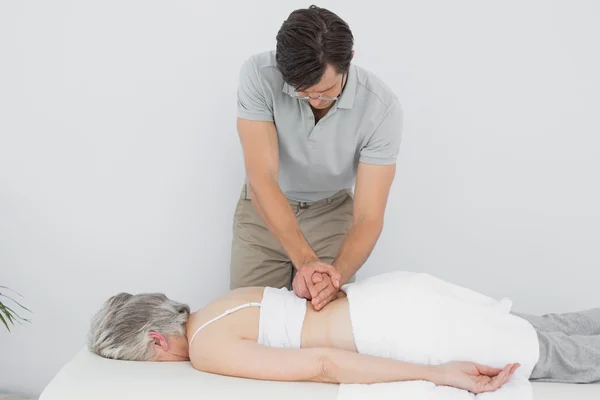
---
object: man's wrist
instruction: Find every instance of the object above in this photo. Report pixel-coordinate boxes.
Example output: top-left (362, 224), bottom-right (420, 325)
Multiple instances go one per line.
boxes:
top-left (292, 250), bottom-right (319, 270)
top-left (331, 260), bottom-right (349, 286)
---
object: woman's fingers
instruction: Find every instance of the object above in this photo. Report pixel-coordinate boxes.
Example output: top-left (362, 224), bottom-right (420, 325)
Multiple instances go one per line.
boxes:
top-left (510, 363), bottom-right (521, 375)
top-left (483, 365), bottom-right (508, 392)
top-left (479, 362), bottom-right (522, 393)
top-left (476, 363), bottom-right (503, 377)
top-left (493, 363), bottom-right (518, 389)
top-left (499, 364), bottom-right (513, 387)
top-left (504, 363), bottom-right (520, 385)
top-left (501, 365), bottom-right (512, 387)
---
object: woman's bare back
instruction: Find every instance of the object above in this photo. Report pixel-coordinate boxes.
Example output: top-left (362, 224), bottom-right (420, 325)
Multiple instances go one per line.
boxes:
top-left (186, 287), bottom-right (357, 353)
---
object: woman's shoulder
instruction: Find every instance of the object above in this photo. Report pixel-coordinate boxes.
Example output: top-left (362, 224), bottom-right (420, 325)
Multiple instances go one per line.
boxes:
top-left (196, 286), bottom-right (265, 312)
top-left (224, 286), bottom-right (266, 302)
top-left (187, 287), bottom-right (265, 334)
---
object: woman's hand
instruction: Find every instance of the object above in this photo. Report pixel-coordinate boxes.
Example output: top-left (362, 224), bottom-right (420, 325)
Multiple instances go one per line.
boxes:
top-left (432, 361), bottom-right (521, 393)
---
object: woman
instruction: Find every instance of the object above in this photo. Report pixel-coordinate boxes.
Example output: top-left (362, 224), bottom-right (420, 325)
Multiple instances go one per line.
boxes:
top-left (88, 269), bottom-right (600, 394)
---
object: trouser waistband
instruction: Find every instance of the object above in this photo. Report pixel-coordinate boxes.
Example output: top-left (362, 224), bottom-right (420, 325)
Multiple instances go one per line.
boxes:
top-left (240, 183), bottom-right (352, 209)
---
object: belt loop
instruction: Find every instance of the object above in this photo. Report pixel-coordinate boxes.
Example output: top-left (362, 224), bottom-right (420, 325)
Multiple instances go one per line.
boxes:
top-left (241, 183), bottom-right (250, 200)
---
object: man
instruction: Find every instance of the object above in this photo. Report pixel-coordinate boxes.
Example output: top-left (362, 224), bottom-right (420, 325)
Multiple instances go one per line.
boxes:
top-left (231, 5), bottom-right (403, 310)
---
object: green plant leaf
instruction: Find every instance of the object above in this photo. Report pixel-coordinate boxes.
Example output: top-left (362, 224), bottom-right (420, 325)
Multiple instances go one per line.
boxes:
top-left (3, 304), bottom-right (30, 323)
top-left (0, 302), bottom-right (16, 324)
top-left (0, 286), bottom-right (22, 293)
top-left (0, 293), bottom-right (31, 313)
top-left (0, 286), bottom-right (24, 300)
top-left (0, 287), bottom-right (30, 332)
top-left (0, 309), bottom-right (11, 332)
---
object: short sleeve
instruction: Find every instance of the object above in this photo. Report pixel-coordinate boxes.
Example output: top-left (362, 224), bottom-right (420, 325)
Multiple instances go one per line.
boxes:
top-left (237, 57), bottom-right (274, 122)
top-left (359, 99), bottom-right (403, 165)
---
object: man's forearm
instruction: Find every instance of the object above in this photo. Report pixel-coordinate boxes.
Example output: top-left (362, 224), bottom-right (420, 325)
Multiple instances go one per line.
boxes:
top-left (322, 347), bottom-right (436, 384)
top-left (332, 218), bottom-right (383, 284)
top-left (247, 177), bottom-right (317, 268)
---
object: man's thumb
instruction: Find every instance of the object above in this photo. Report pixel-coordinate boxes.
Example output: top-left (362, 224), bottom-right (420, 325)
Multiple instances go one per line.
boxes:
top-left (312, 273), bottom-right (323, 283)
top-left (331, 270), bottom-right (342, 288)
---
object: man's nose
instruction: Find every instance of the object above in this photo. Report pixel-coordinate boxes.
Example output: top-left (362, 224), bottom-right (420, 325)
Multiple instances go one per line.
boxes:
top-left (309, 98), bottom-right (322, 107)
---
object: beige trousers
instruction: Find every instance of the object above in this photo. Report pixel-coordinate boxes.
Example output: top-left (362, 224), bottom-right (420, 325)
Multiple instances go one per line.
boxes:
top-left (230, 184), bottom-right (355, 290)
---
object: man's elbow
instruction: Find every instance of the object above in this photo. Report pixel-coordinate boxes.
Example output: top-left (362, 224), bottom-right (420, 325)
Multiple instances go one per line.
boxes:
top-left (247, 170), bottom-right (275, 187)
top-left (246, 173), bottom-right (276, 201)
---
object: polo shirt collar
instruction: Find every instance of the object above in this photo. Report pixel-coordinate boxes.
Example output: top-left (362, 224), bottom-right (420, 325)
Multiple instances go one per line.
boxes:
top-left (336, 65), bottom-right (357, 109)
top-left (282, 81), bottom-right (295, 96)
top-left (281, 65), bottom-right (357, 109)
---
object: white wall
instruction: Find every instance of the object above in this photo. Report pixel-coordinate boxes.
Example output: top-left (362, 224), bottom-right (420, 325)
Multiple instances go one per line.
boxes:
top-left (1, 0), bottom-right (599, 396)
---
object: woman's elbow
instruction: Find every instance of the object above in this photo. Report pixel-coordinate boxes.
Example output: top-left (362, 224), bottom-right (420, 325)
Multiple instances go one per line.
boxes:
top-left (317, 355), bottom-right (339, 384)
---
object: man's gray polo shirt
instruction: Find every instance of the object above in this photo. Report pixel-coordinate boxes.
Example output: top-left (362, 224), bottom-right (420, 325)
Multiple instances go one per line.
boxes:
top-left (237, 50), bottom-right (403, 203)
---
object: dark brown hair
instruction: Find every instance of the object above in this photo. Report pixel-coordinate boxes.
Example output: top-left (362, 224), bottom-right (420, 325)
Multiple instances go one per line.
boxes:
top-left (276, 5), bottom-right (354, 91)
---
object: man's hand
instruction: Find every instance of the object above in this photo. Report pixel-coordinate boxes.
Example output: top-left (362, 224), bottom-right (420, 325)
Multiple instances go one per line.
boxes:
top-left (292, 260), bottom-right (341, 302)
top-left (433, 361), bottom-right (520, 393)
top-left (309, 272), bottom-right (340, 311)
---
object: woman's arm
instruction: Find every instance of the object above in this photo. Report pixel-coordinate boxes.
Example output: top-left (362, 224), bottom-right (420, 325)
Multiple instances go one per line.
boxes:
top-left (194, 338), bottom-right (430, 384)
top-left (193, 338), bottom-right (518, 392)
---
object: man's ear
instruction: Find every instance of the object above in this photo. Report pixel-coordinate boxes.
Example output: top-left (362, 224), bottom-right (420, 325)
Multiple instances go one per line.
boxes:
top-left (149, 331), bottom-right (169, 351)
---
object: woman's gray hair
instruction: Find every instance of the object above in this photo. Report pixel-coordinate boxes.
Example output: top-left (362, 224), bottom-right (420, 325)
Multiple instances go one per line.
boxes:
top-left (88, 292), bottom-right (190, 361)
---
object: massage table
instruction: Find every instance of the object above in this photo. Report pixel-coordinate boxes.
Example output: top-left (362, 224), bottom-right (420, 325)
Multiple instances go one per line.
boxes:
top-left (40, 347), bottom-right (600, 400)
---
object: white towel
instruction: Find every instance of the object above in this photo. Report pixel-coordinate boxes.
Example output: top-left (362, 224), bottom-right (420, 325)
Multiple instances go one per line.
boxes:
top-left (338, 271), bottom-right (540, 400)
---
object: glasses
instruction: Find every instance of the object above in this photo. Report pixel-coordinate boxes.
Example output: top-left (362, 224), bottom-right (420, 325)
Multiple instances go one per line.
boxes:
top-left (290, 93), bottom-right (341, 101)
top-left (290, 73), bottom-right (347, 102)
